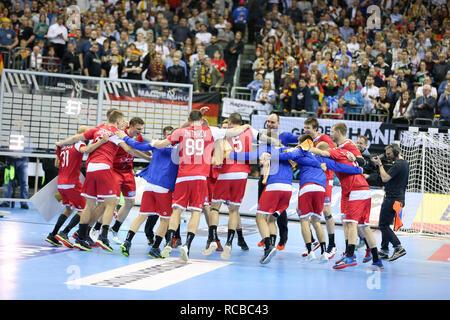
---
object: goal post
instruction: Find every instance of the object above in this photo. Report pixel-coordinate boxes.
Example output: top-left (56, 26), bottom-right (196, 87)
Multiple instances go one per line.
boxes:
top-left (399, 129), bottom-right (450, 236)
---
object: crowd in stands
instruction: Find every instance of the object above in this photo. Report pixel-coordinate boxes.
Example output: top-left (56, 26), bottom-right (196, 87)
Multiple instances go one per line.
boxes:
top-left (0, 0), bottom-right (449, 124)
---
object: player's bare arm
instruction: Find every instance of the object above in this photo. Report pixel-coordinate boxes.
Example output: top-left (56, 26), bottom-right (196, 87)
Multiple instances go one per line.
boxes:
top-left (55, 133), bottom-right (85, 147)
top-left (119, 142), bottom-right (152, 161)
top-left (373, 156), bottom-right (392, 182)
top-left (79, 135), bottom-right (109, 154)
top-left (309, 147), bottom-right (331, 157)
top-left (225, 124), bottom-right (251, 137)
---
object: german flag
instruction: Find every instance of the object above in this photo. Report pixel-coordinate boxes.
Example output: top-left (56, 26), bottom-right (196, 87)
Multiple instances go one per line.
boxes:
top-left (393, 201), bottom-right (404, 231)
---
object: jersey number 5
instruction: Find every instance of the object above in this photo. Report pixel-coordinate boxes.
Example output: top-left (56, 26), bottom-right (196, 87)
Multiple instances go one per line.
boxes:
top-left (232, 136), bottom-right (243, 152)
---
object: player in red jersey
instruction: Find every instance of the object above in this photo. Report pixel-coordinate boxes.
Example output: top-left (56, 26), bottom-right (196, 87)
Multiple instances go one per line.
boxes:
top-left (107, 117), bottom-right (146, 244)
top-left (309, 123), bottom-right (383, 270)
top-left (201, 119), bottom-right (229, 253)
top-left (45, 125), bottom-right (109, 247)
top-left (150, 110), bottom-right (251, 262)
top-left (203, 113), bottom-right (258, 259)
top-left (303, 117), bottom-right (338, 258)
top-left (55, 110), bottom-right (150, 252)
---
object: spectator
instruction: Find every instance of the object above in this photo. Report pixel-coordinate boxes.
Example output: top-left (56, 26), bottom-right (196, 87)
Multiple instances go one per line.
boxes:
top-left (172, 17), bottom-right (191, 46)
top-left (415, 61), bottom-right (431, 85)
top-left (134, 32), bottom-right (148, 57)
top-left (232, 0), bottom-right (248, 36)
top-left (205, 35), bottom-right (223, 59)
top-left (361, 75), bottom-right (380, 114)
top-left (195, 23), bottom-right (212, 45)
top-left (291, 77), bottom-right (313, 115)
top-left (29, 44), bottom-right (43, 72)
top-left (438, 71), bottom-right (450, 96)
top-left (416, 76), bottom-right (438, 99)
top-left (411, 84), bottom-right (437, 121)
top-left (341, 79), bottom-right (364, 114)
top-left (432, 52), bottom-right (450, 85)
top-left (247, 73), bottom-right (264, 100)
top-left (167, 54), bottom-right (187, 83)
top-left (166, 50), bottom-right (188, 80)
top-left (193, 56), bottom-right (223, 93)
top-left (437, 82), bottom-right (450, 123)
top-left (33, 13), bottom-right (49, 41)
top-left (43, 46), bottom-right (60, 73)
top-left (106, 55), bottom-right (123, 80)
top-left (0, 18), bottom-right (18, 51)
top-left (62, 42), bottom-right (80, 74)
top-left (211, 50), bottom-right (226, 79)
top-left (374, 87), bottom-right (391, 117)
top-left (83, 42), bottom-right (102, 77)
top-left (46, 15), bottom-right (68, 59)
top-left (224, 31), bottom-right (243, 84)
top-left (145, 51), bottom-right (166, 82)
top-left (392, 90), bottom-right (414, 122)
top-left (254, 78), bottom-right (276, 115)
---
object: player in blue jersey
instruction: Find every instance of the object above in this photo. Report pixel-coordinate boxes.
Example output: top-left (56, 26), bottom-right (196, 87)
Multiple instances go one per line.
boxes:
top-left (256, 112), bottom-right (301, 250)
top-left (117, 126), bottom-right (180, 258)
top-left (278, 135), bottom-right (364, 262)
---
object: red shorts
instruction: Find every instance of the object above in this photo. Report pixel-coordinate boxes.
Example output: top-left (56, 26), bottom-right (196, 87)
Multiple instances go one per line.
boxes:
top-left (298, 183), bottom-right (325, 219)
top-left (113, 168), bottom-right (136, 198)
top-left (140, 183), bottom-right (173, 219)
top-left (58, 182), bottom-right (85, 211)
top-left (205, 177), bottom-right (217, 206)
top-left (212, 173), bottom-right (248, 206)
top-left (172, 176), bottom-right (207, 211)
top-left (341, 189), bottom-right (371, 225)
top-left (82, 169), bottom-right (118, 200)
top-left (324, 179), bottom-right (333, 205)
top-left (256, 183), bottom-right (292, 215)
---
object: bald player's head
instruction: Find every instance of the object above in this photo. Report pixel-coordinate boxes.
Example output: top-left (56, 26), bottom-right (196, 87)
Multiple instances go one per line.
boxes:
top-left (78, 125), bottom-right (90, 134)
top-left (316, 141), bottom-right (330, 151)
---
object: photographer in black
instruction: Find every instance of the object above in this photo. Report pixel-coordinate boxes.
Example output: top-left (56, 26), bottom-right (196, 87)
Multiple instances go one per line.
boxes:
top-left (356, 135), bottom-right (383, 188)
top-left (372, 143), bottom-right (409, 262)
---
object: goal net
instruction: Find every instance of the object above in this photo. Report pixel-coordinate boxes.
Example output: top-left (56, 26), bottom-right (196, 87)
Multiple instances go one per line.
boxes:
top-left (399, 130), bottom-right (450, 236)
top-left (0, 69), bottom-right (192, 155)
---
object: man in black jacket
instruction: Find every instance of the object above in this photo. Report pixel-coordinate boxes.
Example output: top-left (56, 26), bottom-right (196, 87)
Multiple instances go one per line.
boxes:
top-left (291, 77), bottom-right (312, 114)
top-left (224, 31), bottom-right (243, 84)
top-left (167, 55), bottom-right (187, 83)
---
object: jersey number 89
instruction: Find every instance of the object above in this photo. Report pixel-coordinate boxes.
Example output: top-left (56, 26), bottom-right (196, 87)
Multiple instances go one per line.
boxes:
top-left (185, 138), bottom-right (204, 156)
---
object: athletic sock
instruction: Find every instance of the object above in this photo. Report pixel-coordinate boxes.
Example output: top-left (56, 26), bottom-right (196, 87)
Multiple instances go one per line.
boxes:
top-left (320, 242), bottom-right (326, 254)
top-left (345, 240), bottom-right (348, 252)
top-left (306, 242), bottom-right (312, 253)
top-left (347, 244), bottom-right (355, 258)
top-left (166, 229), bottom-right (175, 245)
top-left (111, 220), bottom-right (122, 233)
top-left (371, 248), bottom-right (379, 263)
top-left (94, 222), bottom-right (102, 231)
top-left (328, 234), bottom-right (335, 247)
top-left (364, 238), bottom-right (369, 249)
top-left (62, 214), bottom-right (80, 234)
top-left (101, 225), bottom-right (109, 238)
top-left (51, 214), bottom-right (68, 236)
top-left (145, 215), bottom-right (158, 238)
top-left (226, 229), bottom-right (235, 246)
top-left (264, 237), bottom-right (271, 249)
top-left (270, 234), bottom-right (276, 246)
top-left (208, 225), bottom-right (218, 241)
top-left (79, 224), bottom-right (88, 240)
top-left (153, 235), bottom-right (163, 249)
top-left (236, 228), bottom-right (244, 241)
top-left (185, 232), bottom-right (195, 250)
top-left (175, 225), bottom-right (181, 239)
top-left (125, 230), bottom-right (135, 243)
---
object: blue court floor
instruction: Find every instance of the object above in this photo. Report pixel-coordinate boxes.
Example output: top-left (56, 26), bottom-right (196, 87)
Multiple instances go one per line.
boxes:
top-left (0, 205), bottom-right (449, 300)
